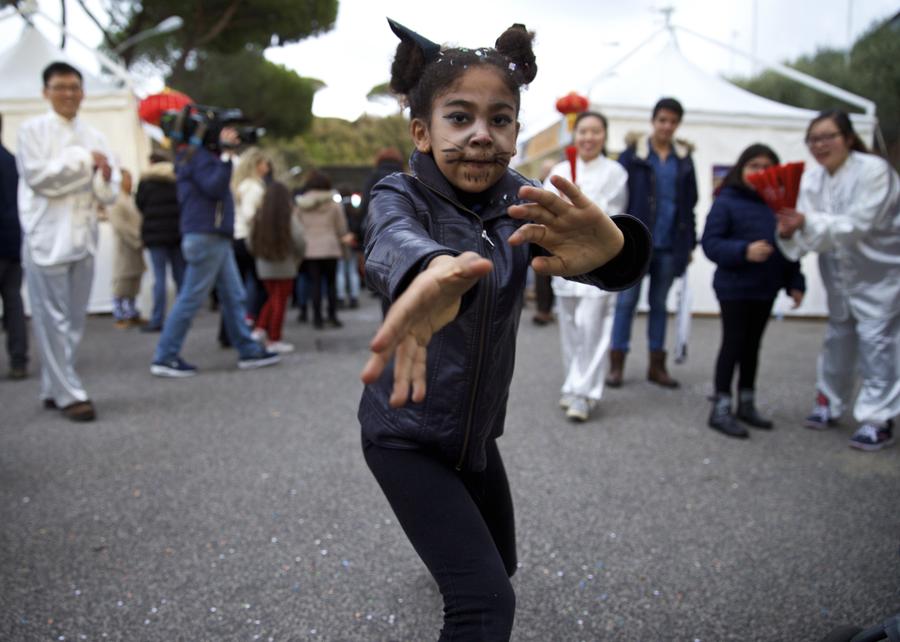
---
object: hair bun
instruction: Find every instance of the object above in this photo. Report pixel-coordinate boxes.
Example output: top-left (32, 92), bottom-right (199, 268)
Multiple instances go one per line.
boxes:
top-left (495, 24), bottom-right (537, 85)
top-left (390, 40), bottom-right (428, 96)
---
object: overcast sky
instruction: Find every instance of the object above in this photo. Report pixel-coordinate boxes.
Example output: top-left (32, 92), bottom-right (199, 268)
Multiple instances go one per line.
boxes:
top-left (5, 0), bottom-right (898, 134)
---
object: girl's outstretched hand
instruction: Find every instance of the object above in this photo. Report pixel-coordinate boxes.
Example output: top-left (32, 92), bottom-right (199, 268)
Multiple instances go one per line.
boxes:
top-left (360, 252), bottom-right (493, 407)
top-left (506, 174), bottom-right (624, 276)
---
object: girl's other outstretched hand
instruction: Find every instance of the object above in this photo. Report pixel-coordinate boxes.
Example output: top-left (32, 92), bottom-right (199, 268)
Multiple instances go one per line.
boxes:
top-left (360, 252), bottom-right (493, 408)
top-left (506, 174), bottom-right (625, 276)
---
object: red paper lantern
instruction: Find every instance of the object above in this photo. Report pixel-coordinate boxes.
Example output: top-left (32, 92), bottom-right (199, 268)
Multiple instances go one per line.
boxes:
top-left (555, 91), bottom-right (589, 132)
top-left (138, 89), bottom-right (194, 126)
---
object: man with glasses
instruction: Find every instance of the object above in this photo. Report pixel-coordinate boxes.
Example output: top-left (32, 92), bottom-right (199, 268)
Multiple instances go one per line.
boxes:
top-left (16, 62), bottom-right (119, 421)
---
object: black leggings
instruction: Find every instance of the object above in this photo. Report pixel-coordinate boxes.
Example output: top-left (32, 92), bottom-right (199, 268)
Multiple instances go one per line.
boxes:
top-left (305, 258), bottom-right (338, 322)
top-left (714, 298), bottom-right (775, 394)
top-left (363, 439), bottom-right (517, 641)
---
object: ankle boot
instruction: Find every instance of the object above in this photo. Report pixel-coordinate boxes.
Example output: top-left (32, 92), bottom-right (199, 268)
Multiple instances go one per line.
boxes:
top-left (708, 394), bottom-right (748, 438)
top-left (736, 389), bottom-right (773, 429)
top-left (606, 349), bottom-right (626, 387)
top-left (647, 350), bottom-right (679, 388)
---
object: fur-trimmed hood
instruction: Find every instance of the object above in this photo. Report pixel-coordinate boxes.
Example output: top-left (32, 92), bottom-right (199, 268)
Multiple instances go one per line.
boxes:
top-left (140, 161), bottom-right (176, 182)
top-left (624, 131), bottom-right (694, 160)
top-left (295, 189), bottom-right (338, 211)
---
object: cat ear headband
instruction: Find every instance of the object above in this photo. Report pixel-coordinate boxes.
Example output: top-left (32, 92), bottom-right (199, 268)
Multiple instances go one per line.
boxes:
top-left (387, 18), bottom-right (442, 63)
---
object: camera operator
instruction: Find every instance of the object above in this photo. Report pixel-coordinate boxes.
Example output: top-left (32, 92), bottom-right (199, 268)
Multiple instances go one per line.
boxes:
top-left (150, 126), bottom-right (280, 377)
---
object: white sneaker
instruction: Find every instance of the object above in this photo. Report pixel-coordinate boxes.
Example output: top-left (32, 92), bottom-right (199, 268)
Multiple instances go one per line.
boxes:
top-left (566, 397), bottom-right (595, 422)
top-left (559, 394), bottom-right (576, 410)
top-left (266, 340), bottom-right (295, 354)
top-left (251, 328), bottom-right (267, 342)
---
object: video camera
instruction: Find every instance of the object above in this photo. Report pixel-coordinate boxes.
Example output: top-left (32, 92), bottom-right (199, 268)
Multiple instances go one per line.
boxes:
top-left (159, 104), bottom-right (264, 151)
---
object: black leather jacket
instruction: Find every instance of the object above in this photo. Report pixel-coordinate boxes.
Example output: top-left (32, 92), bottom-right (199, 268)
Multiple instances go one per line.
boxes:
top-left (358, 151), bottom-right (651, 471)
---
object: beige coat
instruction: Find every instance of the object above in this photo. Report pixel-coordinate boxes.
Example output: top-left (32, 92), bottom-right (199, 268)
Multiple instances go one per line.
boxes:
top-left (107, 192), bottom-right (146, 292)
top-left (295, 190), bottom-right (347, 259)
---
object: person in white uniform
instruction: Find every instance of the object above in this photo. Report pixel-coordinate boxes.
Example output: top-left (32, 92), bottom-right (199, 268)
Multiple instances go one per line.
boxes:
top-left (16, 62), bottom-right (119, 422)
top-left (776, 110), bottom-right (900, 451)
top-left (544, 111), bottom-right (628, 422)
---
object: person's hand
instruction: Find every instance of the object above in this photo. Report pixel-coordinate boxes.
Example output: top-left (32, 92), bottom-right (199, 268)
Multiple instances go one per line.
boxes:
top-left (789, 289), bottom-right (804, 309)
top-left (91, 151), bottom-right (112, 182)
top-left (746, 240), bottom-right (774, 262)
top-left (360, 252), bottom-right (492, 407)
top-left (776, 208), bottom-right (805, 239)
top-left (341, 232), bottom-right (357, 248)
top-left (506, 174), bottom-right (625, 276)
top-left (219, 126), bottom-right (240, 151)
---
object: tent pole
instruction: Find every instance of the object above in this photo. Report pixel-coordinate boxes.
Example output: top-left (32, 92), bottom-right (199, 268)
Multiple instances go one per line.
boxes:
top-left (673, 22), bottom-right (876, 117)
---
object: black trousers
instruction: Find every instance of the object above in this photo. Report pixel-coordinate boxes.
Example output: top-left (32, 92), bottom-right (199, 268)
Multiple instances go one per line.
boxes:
top-left (714, 298), bottom-right (775, 394)
top-left (363, 439), bottom-right (517, 641)
top-left (0, 259), bottom-right (28, 368)
top-left (305, 258), bottom-right (338, 322)
top-left (534, 273), bottom-right (554, 314)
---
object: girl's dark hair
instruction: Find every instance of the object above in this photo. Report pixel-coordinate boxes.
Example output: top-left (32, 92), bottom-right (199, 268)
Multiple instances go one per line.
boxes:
top-left (303, 169), bottom-right (332, 191)
top-left (573, 111), bottom-right (609, 156)
top-left (806, 109), bottom-right (867, 153)
top-left (721, 143), bottom-right (780, 191)
top-left (250, 181), bottom-right (294, 261)
top-left (389, 24), bottom-right (537, 121)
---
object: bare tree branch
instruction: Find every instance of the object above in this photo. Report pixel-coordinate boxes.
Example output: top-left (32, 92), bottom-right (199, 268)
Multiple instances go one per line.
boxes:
top-left (196, 0), bottom-right (241, 46)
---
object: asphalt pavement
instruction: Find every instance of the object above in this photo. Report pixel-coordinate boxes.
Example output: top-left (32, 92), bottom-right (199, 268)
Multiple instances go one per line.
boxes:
top-left (1, 293), bottom-right (898, 642)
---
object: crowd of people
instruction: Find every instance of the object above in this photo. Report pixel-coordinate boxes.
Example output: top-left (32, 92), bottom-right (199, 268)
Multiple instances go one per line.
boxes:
top-left (0, 32), bottom-right (898, 639)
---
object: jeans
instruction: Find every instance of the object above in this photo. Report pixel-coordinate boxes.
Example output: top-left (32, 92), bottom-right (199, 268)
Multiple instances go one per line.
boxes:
top-left (153, 234), bottom-right (265, 363)
top-left (364, 439), bottom-right (517, 640)
top-left (147, 245), bottom-right (186, 328)
top-left (0, 258), bottom-right (28, 368)
top-left (335, 253), bottom-right (361, 302)
top-left (611, 249), bottom-right (678, 352)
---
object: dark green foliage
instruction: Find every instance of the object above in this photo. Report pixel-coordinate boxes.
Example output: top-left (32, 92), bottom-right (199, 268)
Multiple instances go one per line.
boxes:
top-left (278, 114), bottom-right (414, 167)
top-left (731, 16), bottom-right (900, 167)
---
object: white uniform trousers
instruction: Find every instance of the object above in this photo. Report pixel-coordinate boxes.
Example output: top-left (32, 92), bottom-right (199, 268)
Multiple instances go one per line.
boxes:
top-left (817, 310), bottom-right (900, 424)
top-left (24, 249), bottom-right (94, 407)
top-left (557, 292), bottom-right (616, 402)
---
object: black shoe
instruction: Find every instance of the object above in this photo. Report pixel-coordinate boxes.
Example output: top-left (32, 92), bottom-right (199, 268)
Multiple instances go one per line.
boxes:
top-left (349, 298), bottom-right (359, 309)
top-left (708, 395), bottom-right (749, 439)
top-left (140, 324), bottom-right (162, 333)
top-left (326, 318), bottom-right (343, 328)
top-left (298, 309), bottom-right (308, 323)
top-left (737, 392), bottom-right (774, 429)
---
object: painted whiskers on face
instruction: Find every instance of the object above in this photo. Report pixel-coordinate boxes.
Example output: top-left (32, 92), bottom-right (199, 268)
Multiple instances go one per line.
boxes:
top-left (439, 141), bottom-right (515, 184)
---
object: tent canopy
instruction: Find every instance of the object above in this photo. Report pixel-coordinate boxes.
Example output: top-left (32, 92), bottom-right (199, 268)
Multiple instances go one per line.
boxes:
top-left (0, 25), bottom-right (124, 100)
top-left (588, 34), bottom-right (819, 125)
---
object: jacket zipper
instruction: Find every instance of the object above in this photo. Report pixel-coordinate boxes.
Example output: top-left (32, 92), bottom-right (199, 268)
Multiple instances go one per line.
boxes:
top-left (412, 177), bottom-right (496, 470)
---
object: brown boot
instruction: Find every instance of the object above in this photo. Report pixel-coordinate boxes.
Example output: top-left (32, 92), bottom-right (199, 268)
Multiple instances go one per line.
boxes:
top-left (648, 350), bottom-right (679, 388)
top-left (606, 349), bottom-right (626, 388)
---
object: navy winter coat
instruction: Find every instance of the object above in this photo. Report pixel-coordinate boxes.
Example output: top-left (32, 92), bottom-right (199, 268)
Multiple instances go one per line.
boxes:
top-left (359, 151), bottom-right (651, 471)
top-left (617, 134), bottom-right (698, 276)
top-left (175, 146), bottom-right (234, 238)
top-left (701, 185), bottom-right (805, 302)
top-left (0, 143), bottom-right (20, 260)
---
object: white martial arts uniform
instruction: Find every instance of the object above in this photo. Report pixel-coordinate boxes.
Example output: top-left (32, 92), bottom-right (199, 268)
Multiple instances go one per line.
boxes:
top-left (17, 110), bottom-right (119, 407)
top-left (544, 155), bottom-right (628, 403)
top-left (776, 151), bottom-right (900, 424)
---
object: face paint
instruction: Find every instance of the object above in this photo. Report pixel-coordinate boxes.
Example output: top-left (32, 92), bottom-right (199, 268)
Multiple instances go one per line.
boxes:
top-left (416, 67), bottom-right (519, 194)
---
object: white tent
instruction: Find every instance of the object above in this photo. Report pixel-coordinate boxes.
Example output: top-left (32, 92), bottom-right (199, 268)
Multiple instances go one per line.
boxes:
top-left (517, 27), bottom-right (878, 318)
top-left (0, 24), bottom-right (152, 313)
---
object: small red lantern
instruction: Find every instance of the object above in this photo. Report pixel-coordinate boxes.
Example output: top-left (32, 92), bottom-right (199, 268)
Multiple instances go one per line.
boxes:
top-left (138, 89), bottom-right (194, 126)
top-left (555, 92), bottom-right (589, 183)
top-left (555, 91), bottom-right (589, 132)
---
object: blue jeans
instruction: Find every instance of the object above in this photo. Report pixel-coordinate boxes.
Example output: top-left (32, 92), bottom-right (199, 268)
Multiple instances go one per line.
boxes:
top-left (611, 249), bottom-right (678, 352)
top-left (147, 245), bottom-right (186, 328)
top-left (335, 253), bottom-right (361, 301)
top-left (153, 234), bottom-right (264, 363)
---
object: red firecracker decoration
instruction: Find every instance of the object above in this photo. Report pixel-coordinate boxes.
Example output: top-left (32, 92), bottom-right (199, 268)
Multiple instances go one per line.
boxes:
top-left (745, 162), bottom-right (805, 211)
top-left (138, 89), bottom-right (194, 126)
top-left (555, 92), bottom-right (589, 183)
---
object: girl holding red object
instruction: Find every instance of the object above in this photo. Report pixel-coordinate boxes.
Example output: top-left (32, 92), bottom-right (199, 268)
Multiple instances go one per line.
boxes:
top-left (701, 144), bottom-right (805, 438)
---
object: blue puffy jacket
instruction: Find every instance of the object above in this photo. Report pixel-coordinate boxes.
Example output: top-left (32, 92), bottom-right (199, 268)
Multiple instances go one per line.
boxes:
top-left (175, 146), bottom-right (234, 238)
top-left (359, 151), bottom-right (651, 471)
top-left (617, 134), bottom-right (698, 276)
top-left (702, 185), bottom-right (805, 301)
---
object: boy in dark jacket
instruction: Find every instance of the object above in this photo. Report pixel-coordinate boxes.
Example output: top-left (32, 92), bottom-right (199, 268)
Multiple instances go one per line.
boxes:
top-left (0, 114), bottom-right (28, 379)
top-left (607, 97), bottom-right (698, 388)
